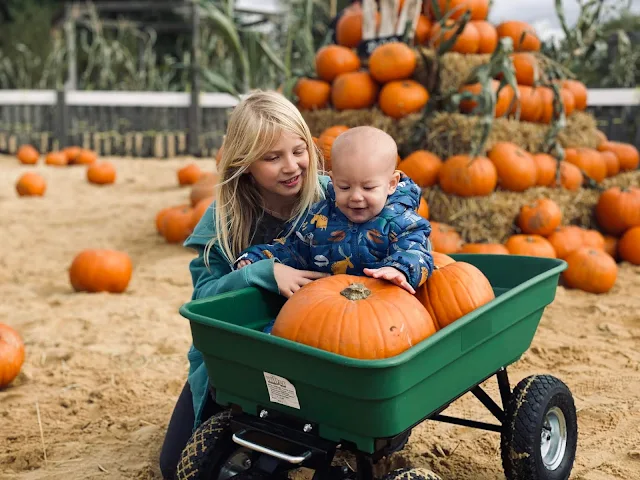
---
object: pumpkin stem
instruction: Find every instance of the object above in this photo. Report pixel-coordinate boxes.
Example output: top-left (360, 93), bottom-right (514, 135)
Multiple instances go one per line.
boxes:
top-left (340, 283), bottom-right (372, 300)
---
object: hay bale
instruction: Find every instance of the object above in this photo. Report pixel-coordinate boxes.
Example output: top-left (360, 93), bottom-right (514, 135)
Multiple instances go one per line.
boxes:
top-left (437, 51), bottom-right (491, 93)
top-left (423, 170), bottom-right (640, 244)
top-left (302, 109), bottom-right (600, 158)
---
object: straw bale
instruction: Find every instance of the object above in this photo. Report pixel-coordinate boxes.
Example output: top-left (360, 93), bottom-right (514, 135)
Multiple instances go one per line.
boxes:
top-left (423, 171), bottom-right (640, 244)
top-left (302, 109), bottom-right (601, 158)
top-left (436, 51), bottom-right (491, 93)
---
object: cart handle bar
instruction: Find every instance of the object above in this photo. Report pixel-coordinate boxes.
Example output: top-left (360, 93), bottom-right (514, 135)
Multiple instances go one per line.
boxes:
top-left (232, 432), bottom-right (312, 464)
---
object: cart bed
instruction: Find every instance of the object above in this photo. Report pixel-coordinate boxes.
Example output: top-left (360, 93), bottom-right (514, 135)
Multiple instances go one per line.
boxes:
top-left (181, 255), bottom-right (566, 453)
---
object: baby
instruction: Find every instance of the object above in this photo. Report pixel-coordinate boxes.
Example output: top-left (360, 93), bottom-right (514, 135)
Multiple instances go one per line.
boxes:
top-left (235, 126), bottom-right (434, 294)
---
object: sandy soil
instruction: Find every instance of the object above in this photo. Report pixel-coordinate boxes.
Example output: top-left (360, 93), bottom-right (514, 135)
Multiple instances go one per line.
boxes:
top-left (0, 155), bottom-right (639, 480)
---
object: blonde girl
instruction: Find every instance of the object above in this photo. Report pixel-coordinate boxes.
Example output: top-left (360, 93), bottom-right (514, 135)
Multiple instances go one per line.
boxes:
top-left (159, 90), bottom-right (330, 479)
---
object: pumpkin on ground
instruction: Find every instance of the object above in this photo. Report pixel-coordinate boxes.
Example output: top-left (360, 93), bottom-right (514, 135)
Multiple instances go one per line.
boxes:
top-left (190, 173), bottom-right (218, 207)
top-left (69, 249), bottom-right (133, 294)
top-left (295, 78), bottom-right (332, 110)
top-left (562, 247), bottom-right (618, 294)
top-left (505, 235), bottom-right (556, 258)
top-left (75, 149), bottom-right (98, 165)
top-left (603, 235), bottom-right (618, 260)
top-left (430, 222), bottom-right (463, 254)
top-left (17, 144), bottom-right (39, 164)
top-left (416, 261), bottom-right (495, 331)
top-left (272, 275), bottom-right (437, 359)
top-left (162, 205), bottom-right (194, 244)
top-left (45, 151), bottom-right (68, 167)
top-left (177, 163), bottom-right (203, 186)
top-left (0, 323), bottom-right (25, 389)
top-left (87, 161), bottom-right (116, 185)
top-left (398, 150), bottom-right (442, 188)
top-left (460, 243), bottom-right (509, 254)
top-left (618, 227), bottom-right (640, 265)
top-left (487, 142), bottom-right (537, 192)
top-left (63, 146), bottom-right (82, 163)
top-left (368, 42), bottom-right (417, 83)
top-left (378, 80), bottom-right (429, 119)
top-left (438, 155), bottom-right (497, 197)
top-left (547, 226), bottom-right (604, 259)
top-left (595, 187), bottom-right (640, 236)
top-left (517, 198), bottom-right (562, 236)
top-left (156, 204), bottom-right (190, 235)
top-left (16, 172), bottom-right (46, 197)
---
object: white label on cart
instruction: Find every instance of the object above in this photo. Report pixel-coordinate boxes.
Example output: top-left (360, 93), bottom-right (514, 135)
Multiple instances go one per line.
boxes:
top-left (263, 372), bottom-right (300, 409)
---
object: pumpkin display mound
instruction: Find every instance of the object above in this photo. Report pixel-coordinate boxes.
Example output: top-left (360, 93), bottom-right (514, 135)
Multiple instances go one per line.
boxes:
top-left (1, 154), bottom-right (640, 479)
top-left (423, 170), bottom-right (640, 244)
top-left (272, 275), bottom-right (437, 360)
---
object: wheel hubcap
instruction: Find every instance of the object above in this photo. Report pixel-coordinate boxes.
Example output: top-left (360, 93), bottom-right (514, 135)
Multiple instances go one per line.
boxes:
top-left (217, 448), bottom-right (254, 480)
top-left (540, 406), bottom-right (567, 470)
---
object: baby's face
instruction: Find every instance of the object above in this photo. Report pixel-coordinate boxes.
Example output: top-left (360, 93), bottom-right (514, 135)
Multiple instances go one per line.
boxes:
top-left (331, 157), bottom-right (400, 224)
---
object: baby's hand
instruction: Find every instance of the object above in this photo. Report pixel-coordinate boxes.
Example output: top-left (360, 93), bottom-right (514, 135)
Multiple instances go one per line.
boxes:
top-left (236, 259), bottom-right (253, 269)
top-left (363, 267), bottom-right (415, 294)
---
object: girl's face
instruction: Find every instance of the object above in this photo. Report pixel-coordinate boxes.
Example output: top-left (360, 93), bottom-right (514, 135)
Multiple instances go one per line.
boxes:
top-left (247, 130), bottom-right (310, 204)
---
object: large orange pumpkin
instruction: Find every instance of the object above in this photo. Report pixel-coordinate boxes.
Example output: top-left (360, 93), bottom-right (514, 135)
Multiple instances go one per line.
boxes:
top-left (69, 249), bottom-right (133, 294)
top-left (335, 5), bottom-right (380, 48)
top-left (438, 155), bottom-right (497, 197)
top-left (561, 79), bottom-right (587, 111)
top-left (378, 80), bottom-right (429, 119)
top-left (156, 204), bottom-right (190, 235)
top-left (603, 235), bottom-right (618, 260)
top-left (315, 45), bottom-right (361, 83)
top-left (597, 141), bottom-right (639, 171)
top-left (487, 142), bottom-right (537, 192)
top-left (515, 85), bottom-right (543, 123)
top-left (272, 275), bottom-right (437, 359)
top-left (564, 147), bottom-right (606, 182)
top-left (416, 261), bottom-right (495, 330)
top-left (15, 172), bottom-right (47, 197)
top-left (16, 144), bottom-right (39, 164)
top-left (432, 252), bottom-right (456, 267)
top-left (460, 243), bottom-right (509, 254)
top-left (87, 161), bottom-right (116, 185)
top-left (318, 125), bottom-right (350, 170)
top-left (295, 78), bottom-right (332, 110)
top-left (162, 205), bottom-right (194, 244)
top-left (472, 20), bottom-right (498, 53)
top-left (505, 235), bottom-right (556, 258)
top-left (45, 151), bottom-right (68, 167)
top-left (415, 15), bottom-right (432, 44)
top-left (496, 21), bottom-right (540, 51)
top-left (547, 226), bottom-right (600, 259)
top-left (369, 42), bottom-right (417, 83)
top-left (551, 161), bottom-right (583, 191)
top-left (75, 149), bottom-right (98, 165)
top-left (332, 71), bottom-right (379, 111)
top-left (517, 198), bottom-right (562, 236)
top-left (595, 187), bottom-right (640, 236)
top-left (430, 222), bottom-right (463, 253)
top-left (511, 53), bottom-right (538, 86)
top-left (600, 150), bottom-right (620, 178)
top-left (431, 20), bottom-right (480, 54)
top-left (0, 323), bottom-right (25, 389)
top-left (618, 226), bottom-right (640, 265)
top-left (562, 247), bottom-right (617, 294)
top-left (532, 153), bottom-right (557, 187)
top-left (398, 150), bottom-right (442, 188)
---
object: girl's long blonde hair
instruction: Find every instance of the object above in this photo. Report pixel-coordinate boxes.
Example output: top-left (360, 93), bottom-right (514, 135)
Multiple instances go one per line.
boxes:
top-left (206, 90), bottom-right (324, 266)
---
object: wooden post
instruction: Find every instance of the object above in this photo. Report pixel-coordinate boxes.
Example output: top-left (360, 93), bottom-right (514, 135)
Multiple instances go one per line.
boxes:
top-left (187, 0), bottom-right (202, 157)
top-left (55, 89), bottom-right (69, 149)
top-left (64, 3), bottom-right (77, 91)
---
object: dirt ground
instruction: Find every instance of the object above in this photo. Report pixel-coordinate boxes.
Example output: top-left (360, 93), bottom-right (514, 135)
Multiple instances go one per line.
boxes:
top-left (1, 155), bottom-right (639, 480)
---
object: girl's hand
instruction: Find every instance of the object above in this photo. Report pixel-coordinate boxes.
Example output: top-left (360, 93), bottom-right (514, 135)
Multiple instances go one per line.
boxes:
top-left (273, 263), bottom-right (329, 298)
top-left (363, 267), bottom-right (415, 294)
top-left (236, 259), bottom-right (252, 269)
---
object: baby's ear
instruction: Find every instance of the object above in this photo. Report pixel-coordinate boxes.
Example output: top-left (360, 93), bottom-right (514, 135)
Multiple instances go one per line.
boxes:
top-left (388, 170), bottom-right (401, 194)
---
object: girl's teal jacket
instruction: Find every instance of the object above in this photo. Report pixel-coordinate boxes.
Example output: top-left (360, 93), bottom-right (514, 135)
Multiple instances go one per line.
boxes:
top-left (182, 176), bottom-right (330, 430)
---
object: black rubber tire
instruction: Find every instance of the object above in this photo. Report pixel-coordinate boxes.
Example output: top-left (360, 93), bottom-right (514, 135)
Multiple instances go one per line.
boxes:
top-left (501, 375), bottom-right (578, 480)
top-left (380, 467), bottom-right (442, 480)
top-left (176, 410), bottom-right (234, 480)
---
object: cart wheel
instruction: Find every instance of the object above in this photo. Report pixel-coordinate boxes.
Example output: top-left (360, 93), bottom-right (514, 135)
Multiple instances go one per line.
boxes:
top-left (380, 467), bottom-right (442, 480)
top-left (501, 375), bottom-right (578, 480)
top-left (176, 410), bottom-right (237, 480)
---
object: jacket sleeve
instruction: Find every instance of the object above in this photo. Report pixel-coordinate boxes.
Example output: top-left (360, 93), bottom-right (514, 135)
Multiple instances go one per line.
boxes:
top-left (233, 234), bottom-right (310, 271)
top-left (188, 245), bottom-right (280, 300)
top-left (381, 211), bottom-right (434, 290)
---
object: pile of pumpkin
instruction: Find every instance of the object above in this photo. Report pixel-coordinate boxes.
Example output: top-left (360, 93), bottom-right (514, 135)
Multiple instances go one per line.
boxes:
top-left (425, 186), bottom-right (640, 294)
top-left (271, 251), bottom-right (494, 360)
top-left (316, 125), bottom-right (639, 194)
top-left (14, 144), bottom-right (116, 197)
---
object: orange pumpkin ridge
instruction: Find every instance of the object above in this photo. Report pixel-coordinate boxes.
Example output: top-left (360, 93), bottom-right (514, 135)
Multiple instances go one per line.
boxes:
top-left (0, 323), bottom-right (25, 388)
top-left (562, 247), bottom-right (618, 294)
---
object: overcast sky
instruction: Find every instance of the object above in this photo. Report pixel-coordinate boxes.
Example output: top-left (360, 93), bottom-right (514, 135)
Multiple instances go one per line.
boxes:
top-left (488, 0), bottom-right (640, 40)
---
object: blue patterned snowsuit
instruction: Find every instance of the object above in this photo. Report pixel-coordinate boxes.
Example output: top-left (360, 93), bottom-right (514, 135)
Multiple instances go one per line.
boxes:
top-left (234, 174), bottom-right (434, 290)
